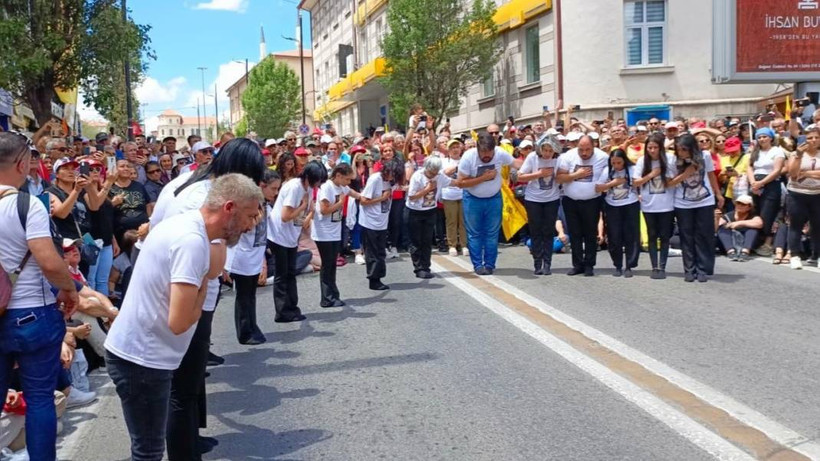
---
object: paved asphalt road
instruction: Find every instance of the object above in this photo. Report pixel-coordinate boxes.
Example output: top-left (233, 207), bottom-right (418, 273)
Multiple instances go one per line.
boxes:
top-left (57, 245), bottom-right (820, 460)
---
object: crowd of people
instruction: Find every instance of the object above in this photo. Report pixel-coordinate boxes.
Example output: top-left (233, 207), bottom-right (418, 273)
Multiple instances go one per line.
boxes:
top-left (0, 93), bottom-right (819, 460)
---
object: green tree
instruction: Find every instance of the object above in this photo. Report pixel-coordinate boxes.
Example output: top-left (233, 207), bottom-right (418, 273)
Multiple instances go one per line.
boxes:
top-left (241, 59), bottom-right (301, 139)
top-left (380, 0), bottom-right (501, 129)
top-left (0, 0), bottom-right (153, 130)
top-left (234, 117), bottom-right (248, 138)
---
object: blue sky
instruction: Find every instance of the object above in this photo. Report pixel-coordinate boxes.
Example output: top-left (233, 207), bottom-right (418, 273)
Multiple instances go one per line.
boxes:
top-left (79, 0), bottom-right (311, 131)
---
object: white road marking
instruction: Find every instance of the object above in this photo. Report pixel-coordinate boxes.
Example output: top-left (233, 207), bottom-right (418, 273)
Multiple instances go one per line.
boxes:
top-left (436, 255), bottom-right (820, 460)
top-left (432, 260), bottom-right (754, 460)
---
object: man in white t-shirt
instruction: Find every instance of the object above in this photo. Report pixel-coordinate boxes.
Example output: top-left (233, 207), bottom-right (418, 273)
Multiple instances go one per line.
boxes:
top-left (556, 135), bottom-right (609, 276)
top-left (0, 132), bottom-right (78, 461)
top-left (105, 174), bottom-right (263, 461)
top-left (457, 132), bottom-right (523, 275)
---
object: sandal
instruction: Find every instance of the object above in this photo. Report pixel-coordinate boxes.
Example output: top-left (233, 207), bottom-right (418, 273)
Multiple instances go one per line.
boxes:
top-left (773, 251), bottom-right (784, 264)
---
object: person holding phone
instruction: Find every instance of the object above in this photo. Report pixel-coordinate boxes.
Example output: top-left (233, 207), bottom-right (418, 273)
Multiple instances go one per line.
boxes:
top-left (47, 157), bottom-right (97, 240)
top-left (81, 158), bottom-right (118, 294)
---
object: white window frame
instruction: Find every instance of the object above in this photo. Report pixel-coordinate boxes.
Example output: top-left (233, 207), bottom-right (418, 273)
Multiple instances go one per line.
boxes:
top-left (524, 24), bottom-right (541, 84)
top-left (623, 0), bottom-right (667, 68)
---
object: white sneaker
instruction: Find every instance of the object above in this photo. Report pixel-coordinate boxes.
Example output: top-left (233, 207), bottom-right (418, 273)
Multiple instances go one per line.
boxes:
top-left (448, 247), bottom-right (457, 256)
top-left (668, 248), bottom-right (682, 257)
top-left (66, 388), bottom-right (97, 409)
top-left (355, 254), bottom-right (365, 265)
top-left (265, 275), bottom-right (274, 285)
top-left (790, 256), bottom-right (803, 270)
top-left (461, 247), bottom-right (469, 257)
top-left (387, 247), bottom-right (399, 259)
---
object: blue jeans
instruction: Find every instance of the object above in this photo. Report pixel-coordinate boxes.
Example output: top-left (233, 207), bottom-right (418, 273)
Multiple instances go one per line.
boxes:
top-left (463, 191), bottom-right (502, 270)
top-left (0, 305), bottom-right (65, 461)
top-left (107, 352), bottom-right (174, 461)
top-left (86, 244), bottom-right (113, 295)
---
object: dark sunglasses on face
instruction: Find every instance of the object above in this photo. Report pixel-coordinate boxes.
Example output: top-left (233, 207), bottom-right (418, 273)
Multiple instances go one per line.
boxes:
top-left (147, 169), bottom-right (161, 174)
top-left (90, 166), bottom-right (103, 173)
top-left (489, 131), bottom-right (500, 136)
top-left (698, 139), bottom-right (711, 144)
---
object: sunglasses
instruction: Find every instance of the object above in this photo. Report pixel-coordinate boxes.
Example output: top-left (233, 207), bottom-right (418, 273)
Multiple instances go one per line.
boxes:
top-left (489, 131), bottom-right (500, 136)
top-left (715, 140), bottom-right (725, 144)
top-left (147, 169), bottom-right (161, 174)
top-left (90, 166), bottom-right (103, 173)
top-left (698, 139), bottom-right (711, 144)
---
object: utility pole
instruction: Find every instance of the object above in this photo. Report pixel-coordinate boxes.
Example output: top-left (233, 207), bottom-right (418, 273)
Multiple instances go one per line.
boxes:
top-left (122, 0), bottom-right (134, 140)
top-left (214, 83), bottom-right (219, 136)
top-left (197, 97), bottom-right (201, 135)
top-left (298, 10), bottom-right (306, 125)
top-left (197, 67), bottom-right (208, 136)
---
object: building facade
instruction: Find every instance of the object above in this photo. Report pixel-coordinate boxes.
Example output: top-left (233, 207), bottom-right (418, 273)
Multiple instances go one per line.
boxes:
top-left (301, 0), bottom-right (783, 136)
top-left (226, 50), bottom-right (316, 130)
top-left (156, 109), bottom-right (216, 144)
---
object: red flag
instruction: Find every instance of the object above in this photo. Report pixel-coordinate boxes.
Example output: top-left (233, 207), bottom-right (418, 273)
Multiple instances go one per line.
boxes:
top-left (130, 120), bottom-right (143, 136)
top-left (37, 158), bottom-right (50, 181)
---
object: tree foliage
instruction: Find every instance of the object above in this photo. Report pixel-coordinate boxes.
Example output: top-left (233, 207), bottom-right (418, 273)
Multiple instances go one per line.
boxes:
top-left (0, 0), bottom-right (153, 131)
top-left (234, 117), bottom-right (248, 138)
top-left (380, 0), bottom-right (501, 129)
top-left (241, 58), bottom-right (301, 139)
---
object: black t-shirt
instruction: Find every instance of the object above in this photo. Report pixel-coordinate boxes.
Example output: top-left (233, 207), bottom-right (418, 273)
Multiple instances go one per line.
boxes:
top-left (89, 199), bottom-right (115, 245)
top-left (110, 181), bottom-right (150, 232)
top-left (47, 185), bottom-right (91, 239)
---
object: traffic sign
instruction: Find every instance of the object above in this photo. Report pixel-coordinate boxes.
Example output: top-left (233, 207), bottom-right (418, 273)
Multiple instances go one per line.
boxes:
top-left (299, 124), bottom-right (310, 135)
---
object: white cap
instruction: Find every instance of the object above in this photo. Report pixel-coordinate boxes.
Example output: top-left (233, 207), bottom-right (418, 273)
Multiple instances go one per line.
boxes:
top-left (636, 125), bottom-right (648, 132)
top-left (665, 121), bottom-right (678, 130)
top-left (191, 141), bottom-right (213, 153)
top-left (264, 138), bottom-right (278, 148)
top-left (588, 132), bottom-right (600, 140)
top-left (546, 128), bottom-right (559, 136)
top-left (519, 140), bottom-right (534, 149)
top-left (556, 134), bottom-right (566, 141)
top-left (500, 138), bottom-right (512, 145)
top-left (566, 132), bottom-right (582, 142)
top-left (320, 134), bottom-right (333, 144)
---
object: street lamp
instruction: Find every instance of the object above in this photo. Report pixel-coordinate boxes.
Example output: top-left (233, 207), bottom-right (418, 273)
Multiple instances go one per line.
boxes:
top-left (282, 9), bottom-right (307, 125)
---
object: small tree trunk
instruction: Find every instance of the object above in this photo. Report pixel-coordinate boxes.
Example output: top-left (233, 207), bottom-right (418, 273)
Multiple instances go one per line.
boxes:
top-left (26, 75), bottom-right (57, 129)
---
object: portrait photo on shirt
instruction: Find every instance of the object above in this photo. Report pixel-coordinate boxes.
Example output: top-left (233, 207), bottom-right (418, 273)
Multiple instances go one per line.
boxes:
top-left (573, 164), bottom-right (594, 183)
top-left (682, 170), bottom-right (710, 202)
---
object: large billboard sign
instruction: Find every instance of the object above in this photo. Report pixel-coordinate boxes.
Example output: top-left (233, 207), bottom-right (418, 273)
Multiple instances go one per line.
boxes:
top-left (713, 0), bottom-right (820, 83)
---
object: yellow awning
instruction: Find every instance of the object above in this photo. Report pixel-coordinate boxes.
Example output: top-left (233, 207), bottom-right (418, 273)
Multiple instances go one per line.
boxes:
top-left (355, 0), bottom-right (388, 26)
top-left (493, 0), bottom-right (551, 32)
top-left (328, 57), bottom-right (386, 101)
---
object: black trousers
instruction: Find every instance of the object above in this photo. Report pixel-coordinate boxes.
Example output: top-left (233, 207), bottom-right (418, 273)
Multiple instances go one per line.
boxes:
top-left (562, 196), bottom-right (602, 270)
top-left (753, 176), bottom-right (781, 238)
top-left (387, 197), bottom-right (405, 250)
top-left (362, 226), bottom-right (387, 280)
top-left (167, 310), bottom-right (213, 461)
top-left (788, 191), bottom-right (820, 257)
top-left (644, 211), bottom-right (675, 270)
top-left (605, 201), bottom-right (641, 270)
top-left (271, 242), bottom-right (302, 321)
top-left (231, 273), bottom-right (263, 343)
top-left (675, 205), bottom-right (716, 276)
top-left (524, 199), bottom-right (560, 268)
top-left (435, 207), bottom-right (447, 249)
top-left (408, 208), bottom-right (436, 273)
top-left (316, 240), bottom-right (341, 304)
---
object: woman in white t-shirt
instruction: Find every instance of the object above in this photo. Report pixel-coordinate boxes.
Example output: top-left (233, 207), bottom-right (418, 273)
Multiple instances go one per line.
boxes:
top-left (596, 149), bottom-right (640, 277)
top-left (268, 161), bottom-right (327, 322)
top-left (441, 139), bottom-right (466, 256)
top-left (669, 134), bottom-right (724, 282)
top-left (226, 169), bottom-right (280, 345)
top-left (746, 127), bottom-right (785, 254)
top-left (633, 133), bottom-right (676, 279)
top-left (516, 136), bottom-right (561, 275)
top-left (359, 158), bottom-right (402, 290)
top-left (311, 163), bottom-right (361, 306)
top-left (405, 156), bottom-right (457, 279)
top-left (785, 126), bottom-right (820, 269)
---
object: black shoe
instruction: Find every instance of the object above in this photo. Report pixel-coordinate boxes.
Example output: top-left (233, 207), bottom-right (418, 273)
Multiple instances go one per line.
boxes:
top-left (567, 267), bottom-right (584, 276)
top-left (417, 270), bottom-right (434, 279)
top-left (274, 314), bottom-right (307, 323)
top-left (320, 301), bottom-right (334, 307)
top-left (369, 279), bottom-right (390, 290)
top-left (650, 269), bottom-right (662, 280)
top-left (534, 267), bottom-right (544, 275)
top-left (242, 337), bottom-right (266, 345)
top-left (332, 299), bottom-right (346, 307)
top-left (738, 253), bottom-right (749, 262)
top-left (207, 352), bottom-right (224, 367)
top-left (613, 268), bottom-right (623, 277)
top-left (684, 273), bottom-right (695, 283)
top-left (584, 267), bottom-right (594, 277)
top-left (199, 436), bottom-right (218, 454)
top-left (542, 265), bottom-right (552, 275)
top-left (475, 267), bottom-right (489, 276)
top-left (658, 269), bottom-right (667, 279)
top-left (204, 371), bottom-right (211, 378)
top-left (485, 267), bottom-right (494, 275)
top-left (624, 269), bottom-right (633, 278)
top-left (697, 273), bottom-right (708, 283)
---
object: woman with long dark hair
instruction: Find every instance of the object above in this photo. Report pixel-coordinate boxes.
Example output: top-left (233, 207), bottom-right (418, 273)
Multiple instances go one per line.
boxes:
top-left (268, 161), bottom-right (327, 321)
top-left (785, 125), bottom-right (820, 269)
top-left (746, 127), bottom-right (785, 255)
top-left (349, 145), bottom-right (372, 265)
top-left (312, 163), bottom-right (360, 306)
top-left (277, 153), bottom-right (298, 183)
top-left (516, 136), bottom-right (561, 275)
top-left (633, 133), bottom-right (676, 279)
top-left (670, 133), bottom-right (724, 282)
top-left (596, 149), bottom-right (640, 277)
top-left (360, 157), bottom-right (404, 290)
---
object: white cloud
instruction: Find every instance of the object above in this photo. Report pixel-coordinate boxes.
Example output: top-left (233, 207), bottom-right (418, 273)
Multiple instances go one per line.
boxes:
top-left (193, 0), bottom-right (249, 13)
top-left (185, 60), bottom-right (255, 123)
top-left (76, 92), bottom-right (106, 123)
top-left (135, 76), bottom-right (187, 106)
top-left (144, 115), bottom-right (160, 134)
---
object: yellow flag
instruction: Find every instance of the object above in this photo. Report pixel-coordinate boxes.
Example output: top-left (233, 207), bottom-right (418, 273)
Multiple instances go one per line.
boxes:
top-left (500, 165), bottom-right (528, 240)
top-left (471, 130), bottom-right (478, 141)
top-left (785, 96), bottom-right (792, 121)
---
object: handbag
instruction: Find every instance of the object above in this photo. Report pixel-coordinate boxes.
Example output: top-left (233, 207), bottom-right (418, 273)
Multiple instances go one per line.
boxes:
top-left (73, 219), bottom-right (101, 267)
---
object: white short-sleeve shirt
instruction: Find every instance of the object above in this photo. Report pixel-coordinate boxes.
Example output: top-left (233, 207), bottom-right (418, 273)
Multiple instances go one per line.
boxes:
top-left (557, 148), bottom-right (609, 201)
top-left (633, 154), bottom-right (676, 213)
top-left (457, 147), bottom-right (514, 198)
top-left (672, 151), bottom-right (717, 209)
top-left (359, 172), bottom-right (393, 230)
top-left (268, 178), bottom-right (308, 248)
top-left (105, 210), bottom-right (210, 370)
top-left (406, 170), bottom-right (453, 211)
top-left (518, 152), bottom-right (560, 203)
top-left (311, 181), bottom-right (349, 242)
top-left (598, 166), bottom-right (639, 207)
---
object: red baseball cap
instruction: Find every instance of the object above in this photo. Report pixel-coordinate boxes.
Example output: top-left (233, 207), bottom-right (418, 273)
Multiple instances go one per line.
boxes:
top-left (349, 145), bottom-right (367, 155)
top-left (294, 147), bottom-right (310, 156)
top-left (724, 137), bottom-right (742, 153)
top-left (261, 149), bottom-right (271, 156)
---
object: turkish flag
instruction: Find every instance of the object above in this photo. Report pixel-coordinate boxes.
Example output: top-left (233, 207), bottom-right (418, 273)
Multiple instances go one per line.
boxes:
top-left (130, 121), bottom-right (143, 136)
